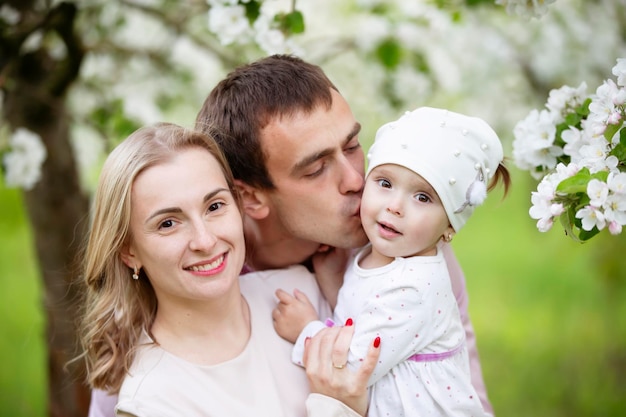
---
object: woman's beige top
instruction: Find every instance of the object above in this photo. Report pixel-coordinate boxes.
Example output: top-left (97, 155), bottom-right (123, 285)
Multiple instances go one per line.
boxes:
top-left (116, 265), bottom-right (357, 417)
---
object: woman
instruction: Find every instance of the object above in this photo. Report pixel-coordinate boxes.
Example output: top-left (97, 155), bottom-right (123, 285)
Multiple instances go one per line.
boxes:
top-left (78, 123), bottom-right (378, 416)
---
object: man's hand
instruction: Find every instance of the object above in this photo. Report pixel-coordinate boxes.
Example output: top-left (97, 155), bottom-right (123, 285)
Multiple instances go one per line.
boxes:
top-left (272, 289), bottom-right (319, 343)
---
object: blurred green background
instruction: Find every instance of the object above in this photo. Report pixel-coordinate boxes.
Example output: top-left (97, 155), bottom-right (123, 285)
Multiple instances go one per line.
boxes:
top-left (2, 160), bottom-right (625, 416)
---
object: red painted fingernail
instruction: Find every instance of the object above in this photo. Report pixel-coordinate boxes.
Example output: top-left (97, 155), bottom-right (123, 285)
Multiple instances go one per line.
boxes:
top-left (373, 336), bottom-right (381, 348)
top-left (345, 318), bottom-right (353, 326)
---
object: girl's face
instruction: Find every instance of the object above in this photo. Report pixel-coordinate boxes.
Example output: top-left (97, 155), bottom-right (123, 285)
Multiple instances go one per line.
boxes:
top-left (123, 147), bottom-right (245, 308)
top-left (360, 164), bottom-right (454, 265)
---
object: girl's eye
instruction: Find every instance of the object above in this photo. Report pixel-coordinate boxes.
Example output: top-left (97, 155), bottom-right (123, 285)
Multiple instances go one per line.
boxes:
top-left (415, 193), bottom-right (431, 203)
top-left (377, 178), bottom-right (391, 188)
top-left (208, 201), bottom-right (224, 212)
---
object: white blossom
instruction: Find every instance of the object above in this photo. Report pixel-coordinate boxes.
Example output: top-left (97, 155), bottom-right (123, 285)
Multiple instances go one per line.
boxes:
top-left (512, 109), bottom-right (562, 176)
top-left (612, 58), bottom-right (626, 87)
top-left (608, 172), bottom-right (626, 194)
top-left (3, 128), bottom-right (47, 190)
top-left (495, 0), bottom-right (557, 19)
top-left (546, 82), bottom-right (587, 123)
top-left (608, 221), bottom-right (623, 235)
top-left (588, 79), bottom-right (621, 134)
top-left (207, 4), bottom-right (252, 46)
top-left (253, 14), bottom-right (302, 56)
top-left (560, 126), bottom-right (585, 162)
top-left (587, 179), bottom-right (608, 207)
top-left (576, 205), bottom-right (605, 231)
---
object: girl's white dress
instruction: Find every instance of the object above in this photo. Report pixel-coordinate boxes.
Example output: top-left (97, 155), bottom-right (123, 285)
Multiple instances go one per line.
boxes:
top-left (293, 244), bottom-right (491, 417)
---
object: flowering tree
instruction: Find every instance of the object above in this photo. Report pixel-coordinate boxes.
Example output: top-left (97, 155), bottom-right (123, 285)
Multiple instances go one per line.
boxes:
top-left (1, 1), bottom-right (307, 414)
top-left (513, 60), bottom-right (626, 241)
top-left (2, 0), bottom-right (625, 414)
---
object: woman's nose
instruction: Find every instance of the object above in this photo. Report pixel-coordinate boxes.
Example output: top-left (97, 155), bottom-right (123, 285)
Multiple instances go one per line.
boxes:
top-left (188, 223), bottom-right (217, 252)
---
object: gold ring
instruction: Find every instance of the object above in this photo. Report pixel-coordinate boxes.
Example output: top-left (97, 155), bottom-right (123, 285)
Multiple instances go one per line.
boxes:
top-left (332, 363), bottom-right (346, 369)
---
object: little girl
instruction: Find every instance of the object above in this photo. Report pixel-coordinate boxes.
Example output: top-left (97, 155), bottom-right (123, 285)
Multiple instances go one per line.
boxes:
top-left (274, 107), bottom-right (510, 417)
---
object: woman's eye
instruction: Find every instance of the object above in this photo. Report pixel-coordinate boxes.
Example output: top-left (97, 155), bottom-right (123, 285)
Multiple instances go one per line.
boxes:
top-left (208, 202), bottom-right (224, 212)
top-left (377, 178), bottom-right (391, 188)
top-left (159, 219), bottom-right (174, 229)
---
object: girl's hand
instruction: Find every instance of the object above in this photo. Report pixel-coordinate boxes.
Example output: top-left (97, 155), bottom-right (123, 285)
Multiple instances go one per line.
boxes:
top-left (272, 288), bottom-right (319, 343)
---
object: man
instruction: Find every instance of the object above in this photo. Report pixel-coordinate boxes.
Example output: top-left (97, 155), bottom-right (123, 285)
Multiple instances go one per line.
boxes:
top-left (89, 55), bottom-right (493, 415)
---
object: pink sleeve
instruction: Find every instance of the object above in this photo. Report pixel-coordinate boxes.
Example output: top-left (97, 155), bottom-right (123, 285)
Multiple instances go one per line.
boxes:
top-left (88, 389), bottom-right (118, 417)
top-left (442, 243), bottom-right (495, 416)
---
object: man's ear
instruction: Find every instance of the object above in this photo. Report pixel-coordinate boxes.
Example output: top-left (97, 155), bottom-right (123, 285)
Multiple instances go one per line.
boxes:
top-left (234, 179), bottom-right (270, 220)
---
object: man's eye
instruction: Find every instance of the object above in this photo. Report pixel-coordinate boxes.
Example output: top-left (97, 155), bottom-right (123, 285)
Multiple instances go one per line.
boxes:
top-left (305, 165), bottom-right (325, 178)
top-left (345, 143), bottom-right (361, 153)
top-left (377, 178), bottom-right (391, 188)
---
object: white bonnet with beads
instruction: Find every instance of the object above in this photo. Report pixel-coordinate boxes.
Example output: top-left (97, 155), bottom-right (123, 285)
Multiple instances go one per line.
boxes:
top-left (366, 107), bottom-right (504, 232)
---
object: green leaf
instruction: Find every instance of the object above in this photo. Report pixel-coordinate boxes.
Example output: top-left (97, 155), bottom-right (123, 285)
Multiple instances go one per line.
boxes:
top-left (556, 168), bottom-right (592, 194)
top-left (610, 128), bottom-right (626, 161)
top-left (375, 38), bottom-right (402, 70)
top-left (564, 112), bottom-right (583, 128)
top-left (283, 11), bottom-right (305, 34)
top-left (578, 98), bottom-right (591, 116)
top-left (604, 121), bottom-right (623, 142)
top-left (578, 226), bottom-right (601, 242)
top-left (243, 0), bottom-right (261, 24)
top-left (590, 170), bottom-right (609, 182)
top-left (560, 210), bottom-right (581, 242)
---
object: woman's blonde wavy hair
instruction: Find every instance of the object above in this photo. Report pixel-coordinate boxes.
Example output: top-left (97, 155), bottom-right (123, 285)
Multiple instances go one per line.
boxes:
top-left (77, 123), bottom-right (239, 393)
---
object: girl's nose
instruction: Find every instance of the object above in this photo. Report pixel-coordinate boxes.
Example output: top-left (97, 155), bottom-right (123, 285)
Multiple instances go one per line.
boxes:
top-left (386, 198), bottom-right (403, 217)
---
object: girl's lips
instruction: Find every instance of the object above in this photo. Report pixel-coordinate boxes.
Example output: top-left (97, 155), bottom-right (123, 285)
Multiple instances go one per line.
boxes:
top-left (377, 221), bottom-right (401, 238)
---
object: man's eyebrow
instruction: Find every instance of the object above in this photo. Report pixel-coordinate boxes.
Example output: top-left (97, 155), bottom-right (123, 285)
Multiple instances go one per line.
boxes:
top-left (145, 188), bottom-right (229, 224)
top-left (345, 122), bottom-right (362, 145)
top-left (291, 122), bottom-right (362, 175)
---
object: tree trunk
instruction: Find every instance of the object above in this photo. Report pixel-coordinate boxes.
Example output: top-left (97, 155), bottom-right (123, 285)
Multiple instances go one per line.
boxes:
top-left (2, 2), bottom-right (91, 415)
top-left (22, 110), bottom-right (91, 417)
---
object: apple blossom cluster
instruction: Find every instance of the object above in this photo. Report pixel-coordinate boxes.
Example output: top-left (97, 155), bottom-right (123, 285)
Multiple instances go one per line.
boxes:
top-left (495, 0), bottom-right (557, 18)
top-left (513, 58), bottom-right (626, 241)
top-left (206, 0), bottom-right (303, 55)
top-left (2, 128), bottom-right (47, 191)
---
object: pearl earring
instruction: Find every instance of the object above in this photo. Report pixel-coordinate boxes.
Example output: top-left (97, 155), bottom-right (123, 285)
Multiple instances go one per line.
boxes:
top-left (132, 266), bottom-right (139, 280)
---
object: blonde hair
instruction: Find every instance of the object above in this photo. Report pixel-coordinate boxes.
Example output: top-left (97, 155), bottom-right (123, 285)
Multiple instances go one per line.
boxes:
top-left (77, 123), bottom-right (238, 392)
